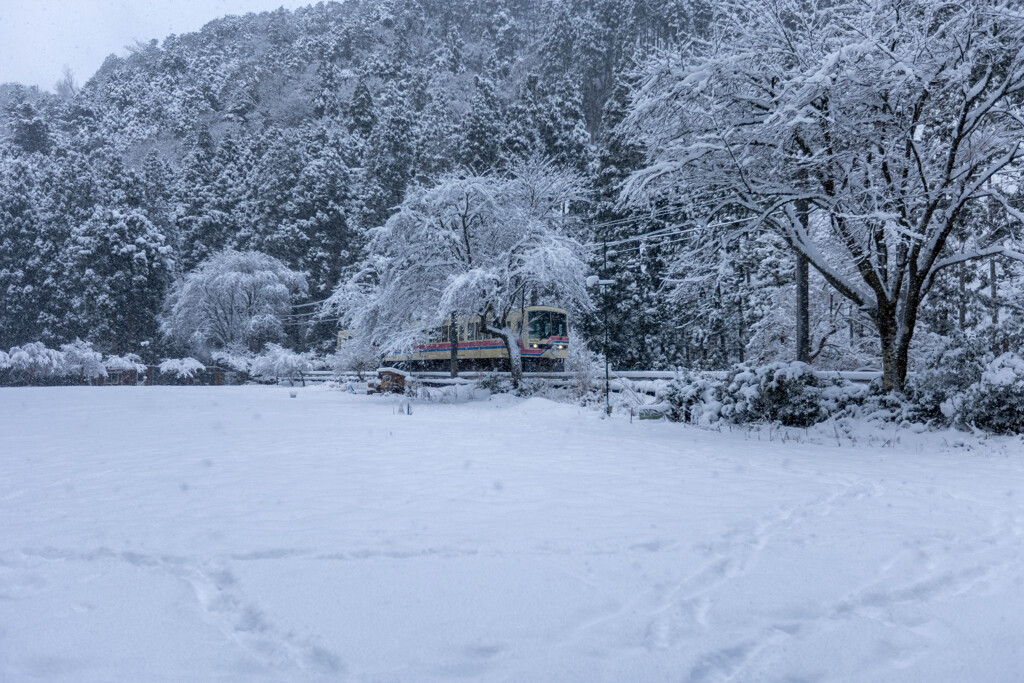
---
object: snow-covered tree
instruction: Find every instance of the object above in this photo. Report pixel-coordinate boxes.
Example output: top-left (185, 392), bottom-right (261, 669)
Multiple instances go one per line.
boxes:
top-left (333, 158), bottom-right (593, 386)
top-left (104, 353), bottom-right (147, 374)
top-left (158, 357), bottom-right (205, 380)
top-left (332, 332), bottom-right (379, 379)
top-left (60, 339), bottom-right (107, 382)
top-left (624, 0), bottom-right (1024, 390)
top-left (253, 342), bottom-right (314, 385)
top-left (210, 346), bottom-right (257, 376)
top-left (6, 342), bottom-right (67, 383)
top-left (161, 249), bottom-right (308, 354)
top-left (67, 205), bottom-right (174, 353)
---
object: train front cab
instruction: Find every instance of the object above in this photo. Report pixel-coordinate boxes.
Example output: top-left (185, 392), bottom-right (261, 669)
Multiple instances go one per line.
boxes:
top-left (519, 306), bottom-right (569, 370)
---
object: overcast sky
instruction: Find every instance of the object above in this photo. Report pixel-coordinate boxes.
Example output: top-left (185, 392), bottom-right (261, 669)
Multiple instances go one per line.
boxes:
top-left (0, 1), bottom-right (314, 91)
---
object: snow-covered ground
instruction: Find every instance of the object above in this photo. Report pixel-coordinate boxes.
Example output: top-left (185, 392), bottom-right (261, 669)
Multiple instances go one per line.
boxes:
top-left (1, 386), bottom-right (1022, 682)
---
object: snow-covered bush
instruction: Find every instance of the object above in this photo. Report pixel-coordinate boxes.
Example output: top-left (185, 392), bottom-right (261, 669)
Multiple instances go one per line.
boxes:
top-left (950, 353), bottom-right (1024, 435)
top-left (102, 353), bottom-right (147, 385)
top-left (253, 343), bottom-right (314, 385)
top-left (332, 333), bottom-right (379, 379)
top-left (721, 363), bottom-right (828, 428)
top-left (104, 353), bottom-right (147, 373)
top-left (0, 350), bottom-right (9, 372)
top-left (906, 332), bottom-right (991, 424)
top-left (658, 363), bottom-right (868, 428)
top-left (60, 339), bottom-right (107, 382)
top-left (6, 342), bottom-right (68, 383)
top-left (564, 330), bottom-right (602, 397)
top-left (477, 373), bottom-right (514, 395)
top-left (159, 357), bottom-right (205, 380)
top-left (659, 371), bottom-right (720, 424)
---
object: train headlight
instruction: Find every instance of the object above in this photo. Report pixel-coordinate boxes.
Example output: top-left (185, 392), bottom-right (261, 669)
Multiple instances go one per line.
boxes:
top-left (531, 343), bottom-right (538, 349)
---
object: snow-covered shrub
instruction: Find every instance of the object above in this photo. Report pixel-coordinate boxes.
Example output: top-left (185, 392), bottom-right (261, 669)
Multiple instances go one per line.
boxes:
top-left (60, 339), bottom-right (107, 382)
top-left (819, 381), bottom-right (871, 417)
top-left (6, 342), bottom-right (68, 383)
top-left (906, 332), bottom-right (990, 424)
top-left (0, 349), bottom-right (9, 372)
top-left (332, 333), bottom-right (379, 379)
top-left (720, 363), bottom-right (826, 427)
top-left (659, 363), bottom-right (867, 428)
top-left (564, 330), bottom-right (602, 397)
top-left (658, 371), bottom-right (720, 423)
top-left (104, 353), bottom-right (147, 373)
top-left (159, 357), bottom-right (205, 380)
top-left (253, 343), bottom-right (314, 384)
top-left (477, 373), bottom-right (514, 394)
top-left (836, 390), bottom-right (913, 426)
top-left (951, 353), bottom-right (1024, 434)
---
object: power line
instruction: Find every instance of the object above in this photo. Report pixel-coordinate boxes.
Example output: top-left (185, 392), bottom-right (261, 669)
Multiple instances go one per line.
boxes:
top-left (580, 214), bottom-right (756, 252)
top-left (290, 296), bottom-right (333, 309)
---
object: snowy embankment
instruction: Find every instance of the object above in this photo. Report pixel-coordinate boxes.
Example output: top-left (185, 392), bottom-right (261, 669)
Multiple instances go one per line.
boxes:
top-left (0, 387), bottom-right (1022, 682)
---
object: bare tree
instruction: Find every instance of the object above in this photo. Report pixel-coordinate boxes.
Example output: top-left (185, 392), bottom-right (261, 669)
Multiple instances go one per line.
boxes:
top-left (54, 66), bottom-right (78, 100)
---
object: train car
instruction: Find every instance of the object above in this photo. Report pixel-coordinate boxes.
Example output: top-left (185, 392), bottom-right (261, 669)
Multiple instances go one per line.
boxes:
top-left (382, 305), bottom-right (570, 371)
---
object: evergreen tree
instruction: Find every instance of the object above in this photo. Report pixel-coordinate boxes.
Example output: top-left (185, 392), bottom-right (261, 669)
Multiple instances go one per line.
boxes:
top-left (348, 78), bottom-right (377, 139)
top-left (460, 76), bottom-right (505, 173)
top-left (361, 83), bottom-right (415, 227)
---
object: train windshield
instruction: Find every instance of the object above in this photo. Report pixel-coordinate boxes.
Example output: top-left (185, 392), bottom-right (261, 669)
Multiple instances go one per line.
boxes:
top-left (527, 311), bottom-right (568, 339)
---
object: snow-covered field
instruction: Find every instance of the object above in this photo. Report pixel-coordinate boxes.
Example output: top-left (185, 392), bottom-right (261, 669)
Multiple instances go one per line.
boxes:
top-left (1, 386), bottom-right (1022, 682)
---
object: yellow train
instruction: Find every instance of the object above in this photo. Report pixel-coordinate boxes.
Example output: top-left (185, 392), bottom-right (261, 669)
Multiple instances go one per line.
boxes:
top-left (340, 306), bottom-right (570, 371)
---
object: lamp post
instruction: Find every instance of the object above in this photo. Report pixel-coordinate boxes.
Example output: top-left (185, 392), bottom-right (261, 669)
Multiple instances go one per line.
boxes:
top-left (586, 274), bottom-right (615, 415)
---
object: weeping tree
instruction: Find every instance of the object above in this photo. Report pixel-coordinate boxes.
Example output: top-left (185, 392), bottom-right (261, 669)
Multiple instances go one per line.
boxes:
top-left (332, 158), bottom-right (592, 387)
top-left (624, 0), bottom-right (1024, 391)
top-left (161, 249), bottom-right (308, 355)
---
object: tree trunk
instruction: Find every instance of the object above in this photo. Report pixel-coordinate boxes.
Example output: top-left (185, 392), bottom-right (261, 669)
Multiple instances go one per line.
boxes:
top-left (498, 328), bottom-right (522, 389)
top-left (959, 265), bottom-right (967, 330)
top-left (877, 292), bottom-right (920, 394)
top-left (796, 253), bottom-right (810, 363)
top-left (990, 259), bottom-right (998, 325)
top-left (795, 201), bottom-right (811, 363)
top-left (876, 305), bottom-right (901, 393)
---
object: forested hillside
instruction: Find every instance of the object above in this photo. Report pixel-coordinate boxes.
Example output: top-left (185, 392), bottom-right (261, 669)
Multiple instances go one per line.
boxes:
top-left (1, 0), bottom-right (1021, 377)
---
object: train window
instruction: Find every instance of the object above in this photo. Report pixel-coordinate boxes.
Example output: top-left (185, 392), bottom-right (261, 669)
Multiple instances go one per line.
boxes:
top-left (528, 311), bottom-right (550, 339)
top-left (440, 325), bottom-right (449, 343)
top-left (550, 312), bottom-right (567, 338)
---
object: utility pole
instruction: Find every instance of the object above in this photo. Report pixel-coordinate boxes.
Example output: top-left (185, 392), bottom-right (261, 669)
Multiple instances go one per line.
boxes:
top-left (604, 239), bottom-right (610, 415)
top-left (588, 243), bottom-right (615, 416)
